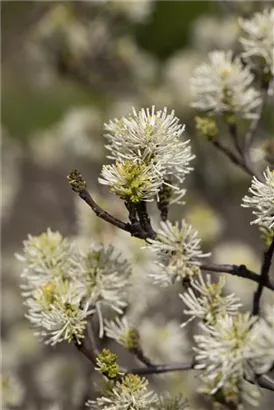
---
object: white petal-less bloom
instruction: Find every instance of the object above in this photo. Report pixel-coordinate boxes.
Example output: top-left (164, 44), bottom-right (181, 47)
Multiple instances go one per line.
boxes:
top-left (147, 220), bottom-right (210, 286)
top-left (138, 317), bottom-right (188, 364)
top-left (16, 228), bottom-right (71, 290)
top-left (191, 50), bottom-right (262, 119)
top-left (194, 312), bottom-right (262, 407)
top-left (103, 106), bottom-right (195, 204)
top-left (99, 160), bottom-right (163, 203)
top-left (1, 372), bottom-right (24, 410)
top-left (179, 273), bottom-right (242, 327)
top-left (104, 316), bottom-right (133, 347)
top-left (239, 8), bottom-right (274, 74)
top-left (72, 245), bottom-right (131, 337)
top-left (86, 374), bottom-right (158, 410)
top-left (154, 392), bottom-right (190, 410)
top-left (194, 313), bottom-right (258, 391)
top-left (107, 0), bottom-right (154, 23)
top-left (249, 304), bottom-right (274, 374)
top-left (242, 167), bottom-right (274, 229)
top-left (25, 279), bottom-right (93, 346)
top-left (198, 372), bottom-right (260, 409)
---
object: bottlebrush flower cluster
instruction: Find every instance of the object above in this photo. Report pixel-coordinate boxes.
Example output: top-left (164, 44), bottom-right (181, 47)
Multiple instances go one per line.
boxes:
top-left (16, 7), bottom-right (274, 410)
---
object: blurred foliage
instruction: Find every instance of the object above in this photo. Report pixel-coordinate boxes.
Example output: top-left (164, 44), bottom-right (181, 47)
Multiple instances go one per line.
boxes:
top-left (136, 1), bottom-right (211, 59)
top-left (1, 0), bottom-right (213, 142)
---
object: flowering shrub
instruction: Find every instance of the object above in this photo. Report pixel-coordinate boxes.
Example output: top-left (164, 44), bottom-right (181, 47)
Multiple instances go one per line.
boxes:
top-left (14, 6), bottom-right (274, 410)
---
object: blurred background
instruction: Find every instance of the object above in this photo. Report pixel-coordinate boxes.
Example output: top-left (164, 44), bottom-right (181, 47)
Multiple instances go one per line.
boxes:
top-left (1, 1), bottom-right (274, 409)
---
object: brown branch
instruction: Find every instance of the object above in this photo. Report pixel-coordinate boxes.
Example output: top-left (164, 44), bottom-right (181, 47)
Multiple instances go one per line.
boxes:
top-left (211, 139), bottom-right (249, 174)
top-left (200, 262), bottom-right (274, 292)
top-left (74, 338), bottom-right (97, 365)
top-left (252, 237), bottom-right (274, 315)
top-left (130, 361), bottom-right (194, 375)
top-left (228, 122), bottom-right (262, 181)
top-left (212, 137), bottom-right (262, 180)
top-left (245, 79), bottom-right (272, 149)
top-left (79, 189), bottom-right (131, 233)
top-left (68, 170), bottom-right (155, 240)
top-left (136, 202), bottom-right (156, 239)
top-left (75, 337), bottom-right (274, 393)
top-left (229, 122), bottom-right (243, 157)
top-left (68, 170), bottom-right (130, 233)
top-left (130, 346), bottom-right (154, 367)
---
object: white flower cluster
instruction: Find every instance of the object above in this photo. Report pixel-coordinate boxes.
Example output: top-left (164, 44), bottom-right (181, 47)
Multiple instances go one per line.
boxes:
top-left (104, 316), bottom-right (133, 347)
top-left (17, 229), bottom-right (131, 344)
top-left (179, 273), bottom-right (242, 327)
top-left (242, 167), bottom-right (274, 230)
top-left (147, 219), bottom-right (209, 286)
top-left (194, 308), bottom-right (274, 407)
top-left (87, 373), bottom-right (189, 410)
top-left (17, 229), bottom-right (71, 292)
top-left (106, 0), bottom-right (154, 23)
top-left (239, 8), bottom-right (274, 75)
top-left (86, 373), bottom-right (158, 410)
top-left (154, 392), bottom-right (190, 410)
top-left (99, 106), bottom-right (195, 204)
top-left (1, 372), bottom-right (24, 410)
top-left (249, 304), bottom-right (274, 375)
top-left (191, 50), bottom-right (262, 119)
top-left (72, 245), bottom-right (131, 337)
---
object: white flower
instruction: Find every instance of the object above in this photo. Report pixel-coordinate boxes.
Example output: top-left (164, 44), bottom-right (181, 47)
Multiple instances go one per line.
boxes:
top-left (72, 245), bottom-right (131, 337)
top-left (103, 106), bottom-right (195, 204)
top-left (86, 373), bottom-right (158, 409)
top-left (194, 313), bottom-right (258, 391)
top-left (25, 278), bottom-right (93, 345)
top-left (194, 311), bottom-right (263, 407)
top-left (179, 273), bottom-right (242, 327)
top-left (198, 373), bottom-right (260, 409)
top-left (242, 167), bottom-right (274, 229)
top-left (107, 0), bottom-right (154, 23)
top-left (191, 50), bottom-right (262, 119)
top-left (147, 220), bottom-right (210, 286)
top-left (249, 304), bottom-right (274, 374)
top-left (16, 228), bottom-right (71, 290)
top-left (104, 316), bottom-right (134, 347)
top-left (138, 316), bottom-right (188, 364)
top-left (1, 372), bottom-right (24, 410)
top-left (239, 8), bottom-right (274, 74)
top-left (154, 392), bottom-right (189, 410)
top-left (35, 356), bottom-right (86, 403)
top-left (99, 160), bottom-right (163, 203)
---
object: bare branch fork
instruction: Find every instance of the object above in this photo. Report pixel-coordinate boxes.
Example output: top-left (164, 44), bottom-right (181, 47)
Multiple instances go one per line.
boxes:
top-left (201, 262), bottom-right (274, 291)
top-left (209, 80), bottom-right (271, 183)
top-left (68, 170), bottom-right (274, 292)
top-left (67, 170), bottom-right (152, 240)
top-left (68, 84), bottom-right (274, 392)
top-left (252, 237), bottom-right (274, 315)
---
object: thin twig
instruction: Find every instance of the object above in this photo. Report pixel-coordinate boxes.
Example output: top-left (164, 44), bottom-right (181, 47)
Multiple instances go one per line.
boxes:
top-left (136, 202), bottom-right (156, 239)
top-left (245, 80), bottom-right (271, 149)
top-left (211, 139), bottom-right (248, 174)
top-left (228, 122), bottom-right (262, 181)
top-left (68, 170), bottom-right (156, 240)
top-left (130, 346), bottom-right (154, 367)
top-left (201, 262), bottom-right (274, 291)
top-left (212, 137), bottom-right (262, 180)
top-left (252, 237), bottom-right (274, 315)
top-left (79, 189), bottom-right (131, 233)
top-left (74, 338), bottom-right (97, 365)
top-left (229, 122), bottom-right (243, 157)
top-left (130, 362), bottom-right (194, 375)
